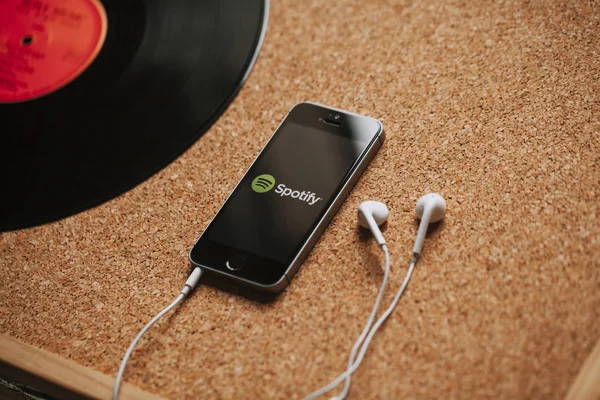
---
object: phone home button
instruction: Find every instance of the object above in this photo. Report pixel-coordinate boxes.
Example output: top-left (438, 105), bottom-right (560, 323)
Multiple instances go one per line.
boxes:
top-left (225, 254), bottom-right (246, 271)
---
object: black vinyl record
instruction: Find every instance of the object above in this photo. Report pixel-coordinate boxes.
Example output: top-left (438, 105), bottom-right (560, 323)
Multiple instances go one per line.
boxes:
top-left (0, 0), bottom-right (268, 231)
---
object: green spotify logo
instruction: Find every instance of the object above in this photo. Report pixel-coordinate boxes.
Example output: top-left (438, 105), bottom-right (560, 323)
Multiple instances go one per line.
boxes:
top-left (251, 174), bottom-right (276, 193)
top-left (251, 173), bottom-right (323, 205)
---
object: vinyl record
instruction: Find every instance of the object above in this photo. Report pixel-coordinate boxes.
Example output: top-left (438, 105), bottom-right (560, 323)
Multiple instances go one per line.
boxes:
top-left (0, 0), bottom-right (268, 231)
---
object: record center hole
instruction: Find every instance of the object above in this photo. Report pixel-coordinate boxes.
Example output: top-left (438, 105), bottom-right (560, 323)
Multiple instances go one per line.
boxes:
top-left (21, 35), bottom-right (33, 46)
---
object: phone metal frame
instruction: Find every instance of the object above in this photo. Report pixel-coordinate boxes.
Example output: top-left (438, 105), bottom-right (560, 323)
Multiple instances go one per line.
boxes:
top-left (189, 102), bottom-right (384, 293)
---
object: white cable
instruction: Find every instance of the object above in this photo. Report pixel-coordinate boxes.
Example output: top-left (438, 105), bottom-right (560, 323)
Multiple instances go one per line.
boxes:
top-left (303, 246), bottom-right (391, 400)
top-left (112, 267), bottom-right (203, 400)
top-left (304, 256), bottom-right (418, 400)
top-left (337, 245), bottom-right (390, 399)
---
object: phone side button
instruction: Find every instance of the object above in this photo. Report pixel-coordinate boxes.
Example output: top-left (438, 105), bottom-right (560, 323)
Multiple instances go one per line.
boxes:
top-left (225, 255), bottom-right (247, 271)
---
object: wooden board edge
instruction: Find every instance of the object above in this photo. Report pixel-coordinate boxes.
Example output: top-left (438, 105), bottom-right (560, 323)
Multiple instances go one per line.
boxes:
top-left (0, 333), bottom-right (165, 400)
top-left (2, 330), bottom-right (596, 400)
top-left (565, 337), bottom-right (600, 400)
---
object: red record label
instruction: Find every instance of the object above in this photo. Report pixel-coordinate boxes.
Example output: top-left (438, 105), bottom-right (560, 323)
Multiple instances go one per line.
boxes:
top-left (0, 0), bottom-right (107, 103)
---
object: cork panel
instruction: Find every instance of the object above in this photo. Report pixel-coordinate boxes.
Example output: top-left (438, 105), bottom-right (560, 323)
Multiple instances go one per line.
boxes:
top-left (1, 0), bottom-right (599, 399)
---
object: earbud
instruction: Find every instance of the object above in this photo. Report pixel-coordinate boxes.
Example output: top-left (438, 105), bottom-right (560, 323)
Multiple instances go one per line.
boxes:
top-left (413, 193), bottom-right (446, 257)
top-left (358, 201), bottom-right (389, 246)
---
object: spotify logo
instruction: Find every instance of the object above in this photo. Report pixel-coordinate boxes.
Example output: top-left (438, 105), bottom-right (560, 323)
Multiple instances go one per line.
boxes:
top-left (251, 174), bottom-right (276, 193)
top-left (251, 173), bottom-right (323, 206)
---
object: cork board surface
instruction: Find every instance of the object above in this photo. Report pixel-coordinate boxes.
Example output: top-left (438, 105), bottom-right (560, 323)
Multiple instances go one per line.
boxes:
top-left (1, 0), bottom-right (599, 398)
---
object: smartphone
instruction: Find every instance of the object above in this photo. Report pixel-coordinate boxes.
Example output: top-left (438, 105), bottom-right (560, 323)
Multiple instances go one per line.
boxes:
top-left (189, 102), bottom-right (384, 294)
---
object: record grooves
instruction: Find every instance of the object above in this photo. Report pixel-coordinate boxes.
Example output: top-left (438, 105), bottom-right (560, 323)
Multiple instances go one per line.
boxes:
top-left (0, 0), bottom-right (268, 231)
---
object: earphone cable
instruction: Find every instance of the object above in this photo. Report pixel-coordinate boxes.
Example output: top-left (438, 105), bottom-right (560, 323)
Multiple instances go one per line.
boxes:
top-left (305, 255), bottom-right (418, 400)
top-left (303, 245), bottom-right (391, 400)
top-left (337, 244), bottom-right (390, 399)
top-left (112, 267), bottom-right (203, 400)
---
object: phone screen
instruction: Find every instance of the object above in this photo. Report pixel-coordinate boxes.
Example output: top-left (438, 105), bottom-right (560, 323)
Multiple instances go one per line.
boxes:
top-left (190, 103), bottom-right (382, 288)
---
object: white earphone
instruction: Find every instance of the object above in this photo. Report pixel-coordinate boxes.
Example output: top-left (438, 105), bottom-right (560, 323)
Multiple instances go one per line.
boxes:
top-left (357, 200), bottom-right (389, 245)
top-left (305, 193), bottom-right (446, 400)
top-left (413, 193), bottom-right (446, 257)
top-left (359, 193), bottom-right (446, 258)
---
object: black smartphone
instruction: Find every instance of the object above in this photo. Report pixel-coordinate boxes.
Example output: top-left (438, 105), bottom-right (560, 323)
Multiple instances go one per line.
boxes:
top-left (189, 102), bottom-right (384, 294)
